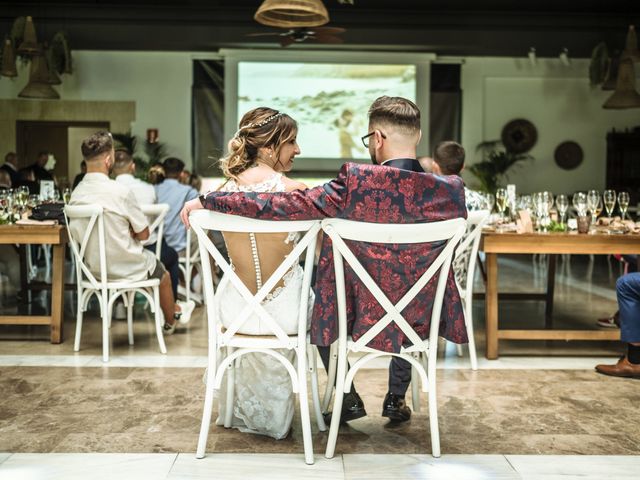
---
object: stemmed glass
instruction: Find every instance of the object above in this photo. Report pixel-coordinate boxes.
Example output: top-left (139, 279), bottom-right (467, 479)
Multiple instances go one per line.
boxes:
top-left (62, 188), bottom-right (72, 204)
top-left (572, 192), bottom-right (588, 217)
top-left (495, 188), bottom-right (507, 221)
top-left (485, 193), bottom-right (495, 213)
top-left (556, 194), bottom-right (569, 226)
top-left (587, 190), bottom-right (601, 226)
top-left (603, 189), bottom-right (616, 220)
top-left (618, 191), bottom-right (630, 220)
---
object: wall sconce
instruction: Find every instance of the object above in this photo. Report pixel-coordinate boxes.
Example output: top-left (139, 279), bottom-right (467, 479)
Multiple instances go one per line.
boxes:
top-left (146, 128), bottom-right (159, 144)
top-left (559, 48), bottom-right (571, 66)
top-left (528, 47), bottom-right (537, 67)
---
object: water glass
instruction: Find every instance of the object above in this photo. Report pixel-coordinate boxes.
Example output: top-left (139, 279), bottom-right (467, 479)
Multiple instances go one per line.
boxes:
top-left (618, 191), bottom-right (630, 220)
top-left (572, 192), bottom-right (588, 217)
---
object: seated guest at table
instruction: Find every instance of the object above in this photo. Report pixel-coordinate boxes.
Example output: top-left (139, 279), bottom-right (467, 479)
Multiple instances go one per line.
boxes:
top-left (1, 152), bottom-right (21, 187)
top-left (113, 149), bottom-right (180, 299)
top-left (69, 131), bottom-right (194, 334)
top-left (148, 164), bottom-right (165, 185)
top-left (181, 97), bottom-right (468, 424)
top-left (419, 141), bottom-right (487, 211)
top-left (156, 157), bottom-right (199, 256)
top-left (596, 272), bottom-right (640, 378)
top-left (15, 167), bottom-right (39, 195)
top-left (0, 170), bottom-right (11, 190)
top-left (29, 151), bottom-right (55, 183)
top-left (72, 160), bottom-right (87, 190)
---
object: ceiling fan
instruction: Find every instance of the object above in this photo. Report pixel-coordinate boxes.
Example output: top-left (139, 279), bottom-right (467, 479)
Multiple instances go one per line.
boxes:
top-left (246, 26), bottom-right (346, 47)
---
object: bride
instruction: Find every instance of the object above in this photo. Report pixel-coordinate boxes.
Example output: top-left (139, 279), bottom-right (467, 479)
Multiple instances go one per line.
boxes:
top-left (213, 107), bottom-right (310, 439)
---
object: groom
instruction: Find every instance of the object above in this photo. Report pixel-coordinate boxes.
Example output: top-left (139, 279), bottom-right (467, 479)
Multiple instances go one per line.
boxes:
top-left (181, 96), bottom-right (467, 423)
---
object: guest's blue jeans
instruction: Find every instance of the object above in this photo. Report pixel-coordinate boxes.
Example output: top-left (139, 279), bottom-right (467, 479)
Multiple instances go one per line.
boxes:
top-left (617, 272), bottom-right (640, 343)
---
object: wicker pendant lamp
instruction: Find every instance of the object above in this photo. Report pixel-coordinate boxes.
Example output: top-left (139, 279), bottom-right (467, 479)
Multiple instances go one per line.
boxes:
top-left (621, 25), bottom-right (640, 63)
top-left (18, 53), bottom-right (59, 99)
top-left (1, 39), bottom-right (18, 77)
top-left (16, 16), bottom-right (39, 56)
top-left (254, 0), bottom-right (329, 28)
top-left (603, 59), bottom-right (640, 109)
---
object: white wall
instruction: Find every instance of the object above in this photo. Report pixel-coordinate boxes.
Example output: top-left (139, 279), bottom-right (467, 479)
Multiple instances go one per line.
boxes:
top-left (461, 57), bottom-right (640, 195)
top-left (0, 51), bottom-right (193, 164)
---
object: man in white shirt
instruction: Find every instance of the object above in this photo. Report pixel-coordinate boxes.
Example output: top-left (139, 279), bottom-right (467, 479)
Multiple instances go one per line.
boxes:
top-left (69, 131), bottom-right (194, 334)
top-left (112, 150), bottom-right (180, 299)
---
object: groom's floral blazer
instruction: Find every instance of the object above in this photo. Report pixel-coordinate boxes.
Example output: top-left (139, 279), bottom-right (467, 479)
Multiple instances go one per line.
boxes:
top-left (200, 159), bottom-right (468, 352)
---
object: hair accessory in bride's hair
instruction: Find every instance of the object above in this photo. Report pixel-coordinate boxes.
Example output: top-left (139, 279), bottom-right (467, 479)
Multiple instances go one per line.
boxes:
top-left (233, 112), bottom-right (284, 139)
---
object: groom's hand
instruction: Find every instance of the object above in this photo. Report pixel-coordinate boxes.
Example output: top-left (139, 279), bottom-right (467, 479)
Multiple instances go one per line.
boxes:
top-left (180, 197), bottom-right (204, 228)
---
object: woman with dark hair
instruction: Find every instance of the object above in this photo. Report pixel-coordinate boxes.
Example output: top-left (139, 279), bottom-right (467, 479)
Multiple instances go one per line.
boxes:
top-left (214, 107), bottom-right (309, 439)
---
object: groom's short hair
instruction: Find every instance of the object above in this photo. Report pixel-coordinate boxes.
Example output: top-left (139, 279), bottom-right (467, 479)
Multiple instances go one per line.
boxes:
top-left (368, 96), bottom-right (421, 135)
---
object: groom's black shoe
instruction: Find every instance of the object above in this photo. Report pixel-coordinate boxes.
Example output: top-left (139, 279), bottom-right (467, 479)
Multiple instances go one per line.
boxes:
top-left (323, 392), bottom-right (367, 424)
top-left (382, 392), bottom-right (411, 422)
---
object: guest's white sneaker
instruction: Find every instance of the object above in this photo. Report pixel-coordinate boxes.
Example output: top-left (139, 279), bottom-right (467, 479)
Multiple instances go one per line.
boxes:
top-left (176, 300), bottom-right (196, 325)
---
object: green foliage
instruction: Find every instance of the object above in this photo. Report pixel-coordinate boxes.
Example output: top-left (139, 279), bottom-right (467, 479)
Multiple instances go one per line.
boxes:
top-left (112, 132), bottom-right (168, 181)
top-left (467, 140), bottom-right (533, 193)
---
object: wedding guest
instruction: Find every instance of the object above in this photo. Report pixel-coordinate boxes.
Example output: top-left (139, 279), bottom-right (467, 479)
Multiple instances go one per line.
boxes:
top-left (72, 160), bottom-right (87, 189)
top-left (0, 170), bottom-right (11, 190)
top-left (596, 272), bottom-right (640, 378)
top-left (155, 157), bottom-right (199, 256)
top-left (29, 151), bottom-right (55, 182)
top-left (148, 164), bottom-right (165, 185)
top-left (69, 131), bottom-right (194, 334)
top-left (182, 97), bottom-right (468, 424)
top-left (419, 141), bottom-right (486, 211)
top-left (1, 152), bottom-right (21, 187)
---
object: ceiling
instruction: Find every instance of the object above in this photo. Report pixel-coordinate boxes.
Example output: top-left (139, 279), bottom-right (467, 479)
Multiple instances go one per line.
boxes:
top-left (1, 1), bottom-right (638, 58)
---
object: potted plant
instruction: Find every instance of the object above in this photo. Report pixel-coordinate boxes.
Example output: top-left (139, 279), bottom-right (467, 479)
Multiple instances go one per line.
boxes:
top-left (467, 140), bottom-right (533, 193)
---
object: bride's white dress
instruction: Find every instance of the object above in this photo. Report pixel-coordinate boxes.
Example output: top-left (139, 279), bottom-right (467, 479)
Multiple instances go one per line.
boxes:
top-left (215, 173), bottom-right (312, 439)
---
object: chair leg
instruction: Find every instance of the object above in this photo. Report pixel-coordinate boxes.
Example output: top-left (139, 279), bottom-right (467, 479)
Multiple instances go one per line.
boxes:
top-left (411, 361), bottom-right (420, 413)
top-left (427, 349), bottom-right (441, 457)
top-left (101, 290), bottom-right (110, 362)
top-left (196, 352), bottom-right (218, 459)
top-left (321, 342), bottom-right (337, 413)
top-left (466, 303), bottom-right (478, 371)
top-left (73, 289), bottom-right (84, 352)
top-left (325, 343), bottom-right (348, 459)
top-left (154, 287), bottom-right (167, 354)
top-left (127, 291), bottom-right (134, 346)
top-left (297, 346), bottom-right (315, 465)
top-left (223, 347), bottom-right (235, 428)
top-left (455, 343), bottom-right (463, 357)
top-left (307, 345), bottom-right (326, 432)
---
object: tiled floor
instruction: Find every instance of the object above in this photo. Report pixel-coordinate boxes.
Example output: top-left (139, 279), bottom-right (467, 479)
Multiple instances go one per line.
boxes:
top-left (0, 254), bottom-right (638, 479)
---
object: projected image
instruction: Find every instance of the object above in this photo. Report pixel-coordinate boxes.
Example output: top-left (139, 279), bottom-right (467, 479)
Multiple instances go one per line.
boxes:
top-left (238, 62), bottom-right (416, 160)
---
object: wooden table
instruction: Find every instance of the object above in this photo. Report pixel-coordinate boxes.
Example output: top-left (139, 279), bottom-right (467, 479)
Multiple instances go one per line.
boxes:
top-left (481, 231), bottom-right (640, 359)
top-left (0, 224), bottom-right (67, 343)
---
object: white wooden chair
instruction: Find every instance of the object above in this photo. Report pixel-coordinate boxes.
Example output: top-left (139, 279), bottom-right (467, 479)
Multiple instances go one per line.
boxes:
top-left (64, 205), bottom-right (166, 362)
top-left (140, 203), bottom-right (170, 260)
top-left (178, 228), bottom-right (203, 304)
top-left (321, 217), bottom-right (466, 459)
top-left (190, 210), bottom-right (326, 465)
top-left (450, 209), bottom-right (490, 370)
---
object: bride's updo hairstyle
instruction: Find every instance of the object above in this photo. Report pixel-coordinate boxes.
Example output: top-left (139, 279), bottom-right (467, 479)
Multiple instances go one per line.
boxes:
top-left (220, 107), bottom-right (298, 178)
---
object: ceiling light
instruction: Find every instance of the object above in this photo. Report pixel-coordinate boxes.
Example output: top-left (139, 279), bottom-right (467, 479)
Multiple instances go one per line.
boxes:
top-left (254, 0), bottom-right (329, 28)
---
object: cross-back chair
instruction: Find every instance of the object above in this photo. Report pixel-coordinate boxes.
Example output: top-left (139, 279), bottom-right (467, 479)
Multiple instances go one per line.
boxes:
top-left (64, 205), bottom-right (166, 362)
top-left (189, 210), bottom-right (326, 465)
top-left (321, 217), bottom-right (466, 459)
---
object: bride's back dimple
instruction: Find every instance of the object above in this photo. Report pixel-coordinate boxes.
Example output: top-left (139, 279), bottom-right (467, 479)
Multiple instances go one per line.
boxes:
top-left (221, 172), bottom-right (294, 295)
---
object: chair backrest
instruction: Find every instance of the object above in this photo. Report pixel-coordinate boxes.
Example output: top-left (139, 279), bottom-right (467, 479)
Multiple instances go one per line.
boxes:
top-left (189, 210), bottom-right (321, 347)
top-left (321, 217), bottom-right (466, 352)
top-left (64, 204), bottom-right (107, 289)
top-left (452, 210), bottom-right (490, 292)
top-left (140, 203), bottom-right (169, 259)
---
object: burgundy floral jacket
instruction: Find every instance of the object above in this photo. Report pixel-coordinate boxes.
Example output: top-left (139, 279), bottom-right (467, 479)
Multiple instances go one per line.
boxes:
top-left (201, 160), bottom-right (468, 352)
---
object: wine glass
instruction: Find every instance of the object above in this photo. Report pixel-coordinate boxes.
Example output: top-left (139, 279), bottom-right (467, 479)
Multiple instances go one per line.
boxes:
top-left (587, 190), bottom-right (601, 225)
top-left (603, 189), bottom-right (616, 219)
top-left (495, 188), bottom-right (507, 221)
top-left (485, 193), bottom-right (495, 213)
top-left (572, 192), bottom-right (587, 217)
top-left (62, 188), bottom-right (72, 204)
top-left (28, 194), bottom-right (40, 210)
top-left (556, 194), bottom-right (569, 226)
top-left (618, 191), bottom-right (630, 220)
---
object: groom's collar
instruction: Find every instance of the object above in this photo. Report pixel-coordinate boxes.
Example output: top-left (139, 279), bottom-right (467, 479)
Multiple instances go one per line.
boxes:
top-left (379, 158), bottom-right (424, 173)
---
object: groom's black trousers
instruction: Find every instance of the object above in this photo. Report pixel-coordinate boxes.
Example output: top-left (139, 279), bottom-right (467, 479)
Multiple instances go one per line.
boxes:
top-left (316, 345), bottom-right (413, 397)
